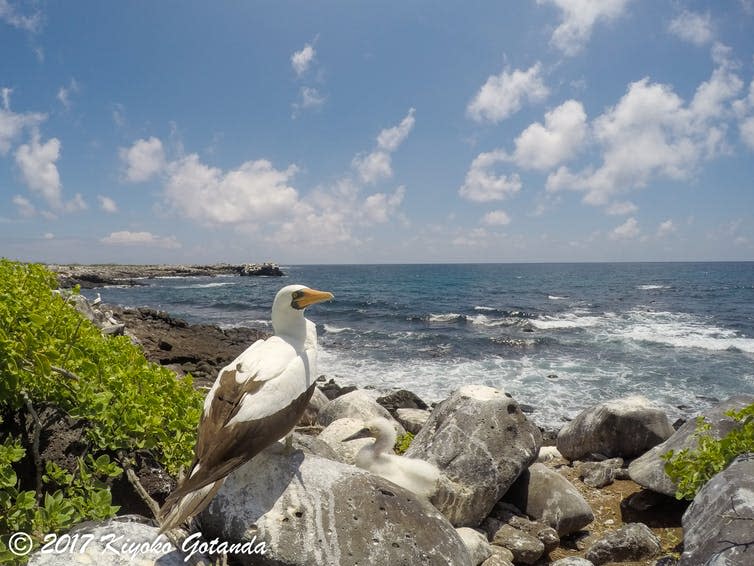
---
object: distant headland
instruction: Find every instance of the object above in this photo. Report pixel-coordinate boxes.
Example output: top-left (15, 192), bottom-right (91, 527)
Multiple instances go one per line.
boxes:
top-left (47, 262), bottom-right (284, 288)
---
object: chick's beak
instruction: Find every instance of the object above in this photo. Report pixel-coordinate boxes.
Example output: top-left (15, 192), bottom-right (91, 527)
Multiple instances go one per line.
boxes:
top-left (342, 427), bottom-right (371, 442)
top-left (293, 288), bottom-right (334, 309)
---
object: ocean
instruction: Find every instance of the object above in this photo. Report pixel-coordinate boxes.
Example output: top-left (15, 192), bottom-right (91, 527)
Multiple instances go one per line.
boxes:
top-left (83, 262), bottom-right (754, 430)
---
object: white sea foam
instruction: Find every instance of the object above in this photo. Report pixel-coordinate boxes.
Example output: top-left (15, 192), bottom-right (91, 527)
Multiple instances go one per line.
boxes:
top-left (548, 295), bottom-right (567, 300)
top-left (324, 324), bottom-right (351, 334)
top-left (615, 310), bottom-right (754, 353)
top-left (428, 313), bottom-right (464, 322)
top-left (474, 306), bottom-right (497, 312)
top-left (638, 284), bottom-right (670, 290)
top-left (315, 346), bottom-right (721, 431)
top-left (175, 282), bottom-right (236, 289)
top-left (531, 312), bottom-right (605, 330)
top-left (468, 314), bottom-right (508, 327)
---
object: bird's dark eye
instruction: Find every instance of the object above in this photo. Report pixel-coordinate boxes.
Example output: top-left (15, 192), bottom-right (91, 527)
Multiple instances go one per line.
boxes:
top-left (291, 290), bottom-right (305, 309)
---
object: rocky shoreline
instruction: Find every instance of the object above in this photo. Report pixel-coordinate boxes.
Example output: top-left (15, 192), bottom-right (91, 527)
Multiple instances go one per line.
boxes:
top-left (47, 262), bottom-right (284, 288)
top-left (27, 294), bottom-right (754, 566)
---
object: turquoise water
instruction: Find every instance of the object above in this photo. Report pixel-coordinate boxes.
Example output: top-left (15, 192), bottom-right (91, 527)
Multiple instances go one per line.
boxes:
top-left (85, 262), bottom-right (754, 429)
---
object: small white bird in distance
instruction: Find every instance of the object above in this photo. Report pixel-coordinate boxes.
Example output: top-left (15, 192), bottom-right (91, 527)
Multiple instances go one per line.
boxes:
top-left (343, 417), bottom-right (440, 499)
top-left (159, 284), bottom-right (333, 531)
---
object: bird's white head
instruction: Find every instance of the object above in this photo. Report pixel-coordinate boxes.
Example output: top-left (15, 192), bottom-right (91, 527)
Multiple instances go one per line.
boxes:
top-left (342, 417), bottom-right (398, 451)
top-left (271, 284), bottom-right (334, 338)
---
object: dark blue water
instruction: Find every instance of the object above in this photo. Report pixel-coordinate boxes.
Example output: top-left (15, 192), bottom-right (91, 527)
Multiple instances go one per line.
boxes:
top-left (84, 263), bottom-right (754, 429)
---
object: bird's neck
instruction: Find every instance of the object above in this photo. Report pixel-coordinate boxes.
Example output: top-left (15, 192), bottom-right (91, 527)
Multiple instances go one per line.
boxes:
top-left (374, 429), bottom-right (396, 454)
top-left (272, 309), bottom-right (308, 346)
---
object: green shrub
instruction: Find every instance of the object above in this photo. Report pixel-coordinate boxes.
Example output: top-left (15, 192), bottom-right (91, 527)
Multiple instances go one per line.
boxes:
top-left (0, 259), bottom-right (203, 562)
top-left (394, 432), bottom-right (414, 454)
top-left (662, 403), bottom-right (754, 500)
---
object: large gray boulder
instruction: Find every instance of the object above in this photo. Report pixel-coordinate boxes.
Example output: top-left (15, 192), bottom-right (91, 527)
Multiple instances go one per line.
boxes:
top-left (27, 516), bottom-right (199, 565)
top-left (680, 454), bottom-right (754, 566)
top-left (629, 394), bottom-right (754, 496)
top-left (557, 396), bottom-right (674, 461)
top-left (317, 389), bottom-right (400, 429)
top-left (502, 463), bottom-right (594, 536)
top-left (200, 441), bottom-right (472, 566)
top-left (405, 385), bottom-right (542, 527)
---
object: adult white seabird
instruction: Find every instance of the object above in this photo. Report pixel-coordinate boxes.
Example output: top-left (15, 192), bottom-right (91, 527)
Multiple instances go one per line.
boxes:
top-left (159, 284), bottom-right (333, 531)
top-left (343, 417), bottom-right (440, 499)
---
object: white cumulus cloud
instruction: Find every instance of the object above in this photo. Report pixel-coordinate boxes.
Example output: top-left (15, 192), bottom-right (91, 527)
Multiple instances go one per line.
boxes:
top-left (100, 231), bottom-right (181, 248)
top-left (292, 86), bottom-right (325, 117)
top-left (14, 133), bottom-right (63, 209)
top-left (546, 51), bottom-right (744, 207)
top-left (97, 195), bottom-right (118, 213)
top-left (668, 10), bottom-right (714, 46)
top-left (120, 137), bottom-right (166, 182)
top-left (353, 108), bottom-right (415, 184)
top-left (657, 219), bottom-right (676, 237)
top-left (511, 99), bottom-right (587, 170)
top-left (0, 88), bottom-right (46, 155)
top-left (459, 150), bottom-right (522, 202)
top-left (481, 210), bottom-right (512, 226)
top-left (291, 43), bottom-right (316, 76)
top-left (610, 217), bottom-right (640, 240)
top-left (164, 155), bottom-right (300, 225)
top-left (361, 186), bottom-right (406, 224)
top-left (538, 0), bottom-right (633, 56)
top-left (467, 63), bottom-right (548, 124)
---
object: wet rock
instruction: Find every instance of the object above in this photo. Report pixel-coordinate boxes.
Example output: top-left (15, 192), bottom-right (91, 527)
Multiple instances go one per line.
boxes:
top-left (585, 523), bottom-right (661, 565)
top-left (318, 378), bottom-right (358, 400)
top-left (27, 516), bottom-right (200, 565)
top-left (680, 453), bottom-right (754, 566)
top-left (456, 527), bottom-right (493, 565)
top-left (557, 396), bottom-right (674, 461)
top-left (502, 463), bottom-right (594, 536)
top-left (200, 441), bottom-right (472, 566)
top-left (629, 394), bottom-right (754, 496)
top-left (377, 389), bottom-right (429, 417)
top-left (405, 385), bottom-right (541, 527)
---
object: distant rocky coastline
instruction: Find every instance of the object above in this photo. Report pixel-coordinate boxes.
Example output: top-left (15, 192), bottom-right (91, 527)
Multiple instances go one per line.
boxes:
top-left (48, 262), bottom-right (284, 288)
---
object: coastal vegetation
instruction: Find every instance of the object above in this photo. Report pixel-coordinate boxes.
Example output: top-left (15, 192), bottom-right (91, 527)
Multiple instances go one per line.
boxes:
top-left (0, 259), bottom-right (202, 563)
top-left (662, 404), bottom-right (754, 499)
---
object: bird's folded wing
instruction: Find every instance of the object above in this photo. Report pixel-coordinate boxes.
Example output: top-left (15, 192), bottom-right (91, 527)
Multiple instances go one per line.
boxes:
top-left (171, 365), bottom-right (317, 498)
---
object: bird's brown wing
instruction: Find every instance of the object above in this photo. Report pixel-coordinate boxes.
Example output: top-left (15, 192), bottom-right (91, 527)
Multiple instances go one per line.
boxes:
top-left (160, 369), bottom-right (317, 515)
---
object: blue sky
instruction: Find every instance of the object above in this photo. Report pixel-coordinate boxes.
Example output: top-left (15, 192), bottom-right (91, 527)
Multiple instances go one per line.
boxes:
top-left (1, 0), bottom-right (753, 264)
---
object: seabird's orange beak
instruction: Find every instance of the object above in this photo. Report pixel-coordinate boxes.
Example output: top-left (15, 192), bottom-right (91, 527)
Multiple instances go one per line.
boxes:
top-left (293, 288), bottom-right (334, 309)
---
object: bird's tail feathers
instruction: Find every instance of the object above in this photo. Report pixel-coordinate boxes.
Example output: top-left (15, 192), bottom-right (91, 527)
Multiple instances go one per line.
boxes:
top-left (158, 479), bottom-right (224, 533)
